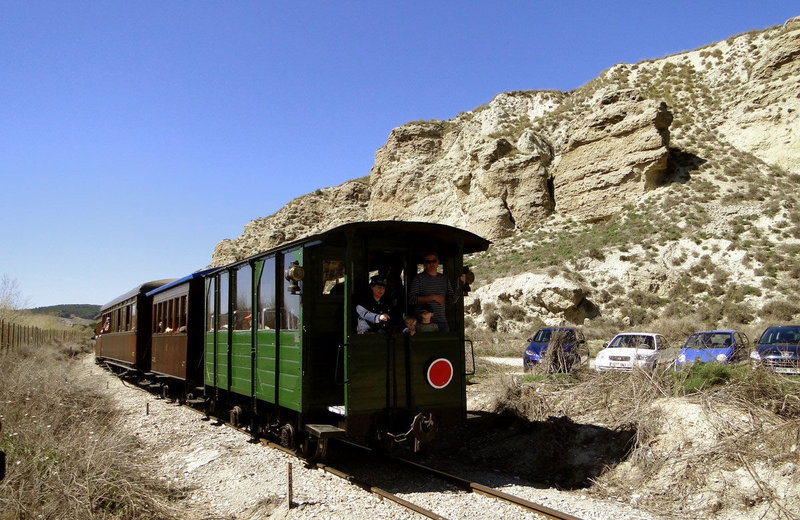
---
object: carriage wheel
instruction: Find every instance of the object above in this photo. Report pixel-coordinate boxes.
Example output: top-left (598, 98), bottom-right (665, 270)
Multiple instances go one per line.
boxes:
top-left (280, 423), bottom-right (296, 450)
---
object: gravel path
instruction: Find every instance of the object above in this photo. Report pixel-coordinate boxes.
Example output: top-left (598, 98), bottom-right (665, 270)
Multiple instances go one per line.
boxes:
top-left (89, 357), bottom-right (663, 519)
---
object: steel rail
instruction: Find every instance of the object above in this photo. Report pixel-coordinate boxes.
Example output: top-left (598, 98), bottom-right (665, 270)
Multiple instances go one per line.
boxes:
top-left (313, 462), bottom-right (448, 520)
top-left (390, 456), bottom-right (584, 520)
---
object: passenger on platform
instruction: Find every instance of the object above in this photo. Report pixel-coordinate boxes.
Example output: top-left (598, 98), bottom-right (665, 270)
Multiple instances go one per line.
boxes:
top-left (356, 276), bottom-right (392, 334)
top-left (416, 304), bottom-right (439, 333)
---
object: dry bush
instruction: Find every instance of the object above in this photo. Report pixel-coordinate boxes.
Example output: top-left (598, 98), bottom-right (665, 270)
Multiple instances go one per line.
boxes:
top-left (0, 342), bottom-right (191, 520)
top-left (495, 367), bottom-right (671, 427)
top-left (593, 369), bottom-right (800, 517)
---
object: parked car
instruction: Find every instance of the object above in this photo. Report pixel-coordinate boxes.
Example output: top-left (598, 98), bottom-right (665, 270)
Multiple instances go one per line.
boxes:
top-left (594, 332), bottom-right (669, 372)
top-left (675, 330), bottom-right (750, 368)
top-left (523, 326), bottom-right (586, 372)
top-left (750, 325), bottom-right (800, 375)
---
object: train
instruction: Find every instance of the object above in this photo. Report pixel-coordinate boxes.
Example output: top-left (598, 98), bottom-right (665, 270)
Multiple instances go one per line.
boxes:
top-left (95, 221), bottom-right (490, 456)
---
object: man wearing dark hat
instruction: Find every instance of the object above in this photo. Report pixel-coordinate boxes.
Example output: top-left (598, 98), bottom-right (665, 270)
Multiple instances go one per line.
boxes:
top-left (355, 276), bottom-right (393, 334)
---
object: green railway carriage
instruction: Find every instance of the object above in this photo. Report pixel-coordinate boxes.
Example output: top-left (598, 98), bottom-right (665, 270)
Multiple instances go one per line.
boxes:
top-left (95, 279), bottom-right (174, 372)
top-left (203, 221), bottom-right (490, 453)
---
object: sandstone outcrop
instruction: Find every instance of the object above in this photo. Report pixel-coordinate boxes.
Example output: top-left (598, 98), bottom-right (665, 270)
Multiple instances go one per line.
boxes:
top-left (368, 88), bottom-right (673, 234)
top-left (551, 90), bottom-right (673, 222)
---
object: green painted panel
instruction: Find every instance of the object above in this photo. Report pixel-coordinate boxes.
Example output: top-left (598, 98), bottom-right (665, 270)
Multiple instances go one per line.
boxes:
top-left (204, 332), bottom-right (215, 386)
top-left (278, 330), bottom-right (302, 412)
top-left (230, 330), bottom-right (252, 397)
top-left (215, 331), bottom-right (229, 389)
top-left (255, 330), bottom-right (277, 403)
top-left (409, 333), bottom-right (465, 409)
top-left (346, 334), bottom-right (390, 414)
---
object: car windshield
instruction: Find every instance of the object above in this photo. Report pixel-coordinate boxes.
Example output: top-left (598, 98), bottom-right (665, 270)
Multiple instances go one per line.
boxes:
top-left (532, 328), bottom-right (574, 344)
top-left (685, 332), bottom-right (732, 349)
top-left (532, 329), bottom-right (552, 342)
top-left (608, 335), bottom-right (654, 349)
top-left (759, 326), bottom-right (800, 345)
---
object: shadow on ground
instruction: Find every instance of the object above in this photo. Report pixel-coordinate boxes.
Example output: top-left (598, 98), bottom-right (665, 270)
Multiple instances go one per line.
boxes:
top-left (426, 411), bottom-right (636, 489)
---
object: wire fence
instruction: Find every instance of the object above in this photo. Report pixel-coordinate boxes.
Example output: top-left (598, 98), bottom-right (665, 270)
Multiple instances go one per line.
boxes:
top-left (0, 319), bottom-right (85, 353)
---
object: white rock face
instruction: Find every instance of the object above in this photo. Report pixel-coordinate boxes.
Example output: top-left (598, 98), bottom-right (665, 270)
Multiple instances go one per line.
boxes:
top-left (716, 23), bottom-right (800, 175)
top-left (471, 272), bottom-right (597, 326)
top-left (552, 90), bottom-right (673, 222)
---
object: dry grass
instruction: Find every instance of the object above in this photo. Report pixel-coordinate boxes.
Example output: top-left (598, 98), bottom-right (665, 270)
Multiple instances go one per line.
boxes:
top-left (488, 364), bottom-right (800, 518)
top-left (0, 341), bottom-right (195, 520)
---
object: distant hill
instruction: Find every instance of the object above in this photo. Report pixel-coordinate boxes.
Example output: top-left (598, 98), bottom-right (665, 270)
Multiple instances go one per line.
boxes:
top-left (29, 304), bottom-right (100, 320)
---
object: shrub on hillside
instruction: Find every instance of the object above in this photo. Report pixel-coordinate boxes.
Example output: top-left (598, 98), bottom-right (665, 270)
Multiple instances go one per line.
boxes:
top-left (761, 299), bottom-right (800, 322)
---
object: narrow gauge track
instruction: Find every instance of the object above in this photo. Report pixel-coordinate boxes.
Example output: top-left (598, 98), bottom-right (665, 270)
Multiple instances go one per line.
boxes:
top-left (121, 372), bottom-right (582, 520)
top-left (329, 439), bottom-right (584, 520)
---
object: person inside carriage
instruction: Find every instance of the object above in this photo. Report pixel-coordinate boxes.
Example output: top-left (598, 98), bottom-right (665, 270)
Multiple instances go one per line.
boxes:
top-left (355, 275), bottom-right (394, 334)
top-left (408, 252), bottom-right (465, 332)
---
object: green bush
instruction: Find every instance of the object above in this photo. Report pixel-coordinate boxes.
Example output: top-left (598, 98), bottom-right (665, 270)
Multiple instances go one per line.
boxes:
top-left (673, 362), bottom-right (750, 394)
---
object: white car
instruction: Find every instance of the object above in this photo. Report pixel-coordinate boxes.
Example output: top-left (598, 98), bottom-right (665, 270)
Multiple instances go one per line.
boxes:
top-left (594, 333), bottom-right (669, 372)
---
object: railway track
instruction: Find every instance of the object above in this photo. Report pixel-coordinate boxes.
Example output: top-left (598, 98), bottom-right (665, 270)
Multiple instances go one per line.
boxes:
top-left (123, 374), bottom-right (583, 520)
top-left (387, 456), bottom-right (583, 520)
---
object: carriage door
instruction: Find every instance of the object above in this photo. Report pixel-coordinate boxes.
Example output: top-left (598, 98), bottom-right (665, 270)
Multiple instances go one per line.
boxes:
top-left (278, 248), bottom-right (303, 412)
top-left (344, 251), bottom-right (409, 439)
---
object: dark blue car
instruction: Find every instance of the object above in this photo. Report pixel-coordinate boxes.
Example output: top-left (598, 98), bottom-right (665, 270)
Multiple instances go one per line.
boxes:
top-left (676, 330), bottom-right (750, 368)
top-left (751, 325), bottom-right (800, 375)
top-left (523, 327), bottom-right (586, 372)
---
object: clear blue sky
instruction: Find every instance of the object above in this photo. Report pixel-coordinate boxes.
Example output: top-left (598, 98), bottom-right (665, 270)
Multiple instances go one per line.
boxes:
top-left (1, 1), bottom-right (796, 308)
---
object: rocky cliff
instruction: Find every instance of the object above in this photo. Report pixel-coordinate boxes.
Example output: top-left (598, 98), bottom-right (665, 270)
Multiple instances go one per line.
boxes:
top-left (211, 17), bottom-right (800, 329)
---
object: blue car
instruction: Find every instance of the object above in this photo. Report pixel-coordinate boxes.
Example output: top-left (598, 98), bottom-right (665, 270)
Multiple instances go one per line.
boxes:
top-left (750, 325), bottom-right (800, 375)
top-left (523, 327), bottom-right (586, 372)
top-left (676, 330), bottom-right (750, 368)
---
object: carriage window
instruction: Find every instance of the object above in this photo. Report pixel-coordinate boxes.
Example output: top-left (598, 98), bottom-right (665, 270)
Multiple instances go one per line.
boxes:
top-left (282, 252), bottom-right (301, 330)
top-left (131, 303), bottom-right (136, 331)
top-left (114, 308), bottom-right (121, 332)
top-left (124, 304), bottom-right (132, 331)
top-left (153, 302), bottom-right (162, 333)
top-left (258, 257), bottom-right (277, 330)
top-left (101, 312), bottom-right (112, 333)
top-left (219, 272), bottom-right (229, 330)
top-left (234, 265), bottom-right (253, 331)
top-left (179, 295), bottom-right (187, 331)
top-left (322, 260), bottom-right (345, 295)
top-left (120, 306), bottom-right (128, 332)
top-left (164, 300), bottom-right (175, 332)
top-left (206, 277), bottom-right (216, 332)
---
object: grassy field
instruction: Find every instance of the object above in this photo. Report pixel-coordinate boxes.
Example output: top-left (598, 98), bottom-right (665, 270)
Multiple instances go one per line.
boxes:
top-left (0, 341), bottom-right (187, 520)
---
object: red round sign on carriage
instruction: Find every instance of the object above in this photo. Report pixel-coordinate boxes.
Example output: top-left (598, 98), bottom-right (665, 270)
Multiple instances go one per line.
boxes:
top-left (426, 358), bottom-right (454, 389)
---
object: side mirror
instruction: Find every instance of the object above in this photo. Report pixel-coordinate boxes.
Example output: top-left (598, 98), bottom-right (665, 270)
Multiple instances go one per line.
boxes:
top-left (602, 342), bottom-right (608, 348)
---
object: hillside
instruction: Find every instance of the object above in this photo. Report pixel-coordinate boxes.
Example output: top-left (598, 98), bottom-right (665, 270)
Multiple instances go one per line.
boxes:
top-left (28, 304), bottom-right (100, 320)
top-left (210, 16), bottom-right (800, 339)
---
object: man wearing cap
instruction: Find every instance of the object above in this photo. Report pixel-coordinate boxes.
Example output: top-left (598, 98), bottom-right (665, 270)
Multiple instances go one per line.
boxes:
top-left (355, 276), bottom-right (393, 334)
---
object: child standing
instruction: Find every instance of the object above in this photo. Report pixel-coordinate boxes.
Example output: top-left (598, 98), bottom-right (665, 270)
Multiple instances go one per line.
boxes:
top-left (416, 304), bottom-right (440, 333)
